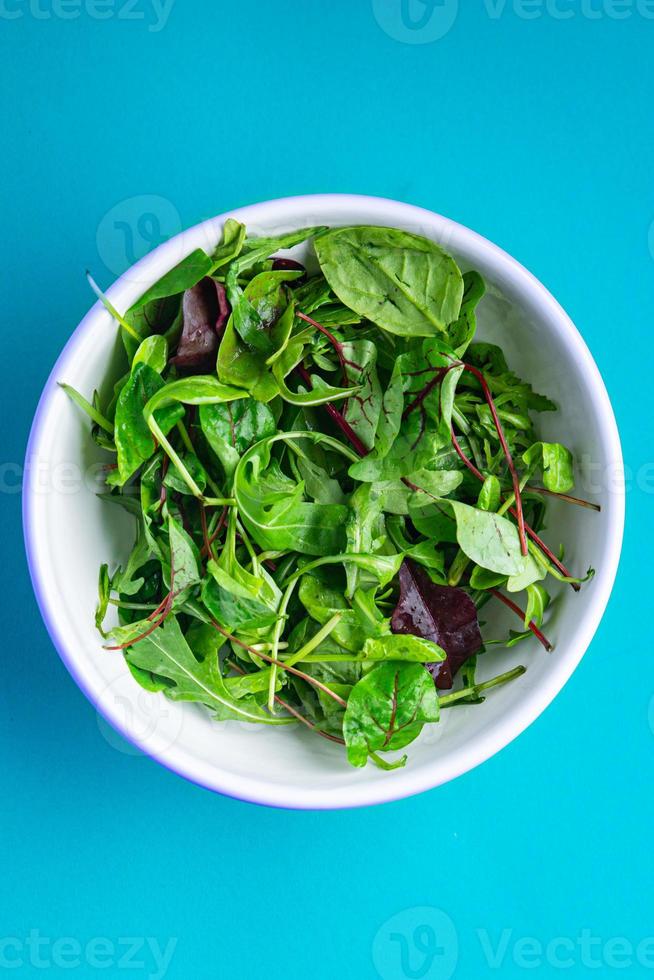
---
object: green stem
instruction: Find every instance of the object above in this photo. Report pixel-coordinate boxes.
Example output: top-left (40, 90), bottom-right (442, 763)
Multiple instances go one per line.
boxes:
top-left (439, 665), bottom-right (526, 707)
top-left (281, 614), bottom-right (343, 669)
top-left (86, 272), bottom-right (141, 341)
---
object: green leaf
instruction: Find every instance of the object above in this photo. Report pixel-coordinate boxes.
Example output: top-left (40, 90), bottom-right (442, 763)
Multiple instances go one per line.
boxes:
top-left (200, 511), bottom-right (282, 634)
top-left (376, 469), bottom-right (463, 515)
top-left (199, 397), bottom-right (277, 479)
top-left (125, 616), bottom-right (289, 724)
top-left (230, 226), bottom-right (326, 276)
top-left (130, 249), bottom-right (214, 311)
top-left (478, 475), bottom-right (501, 512)
top-left (449, 501), bottom-right (527, 576)
top-left (59, 383), bottom-right (113, 434)
top-left (167, 514), bottom-right (201, 596)
top-left (361, 634), bottom-right (446, 663)
top-left (110, 363), bottom-right (185, 486)
top-left (343, 662), bottom-right (439, 767)
top-left (132, 335), bottom-right (168, 374)
top-left (298, 575), bottom-right (373, 653)
top-left (234, 434), bottom-right (352, 556)
top-left (163, 452), bottom-right (207, 496)
top-left (95, 563), bottom-right (111, 637)
top-left (523, 442), bottom-right (575, 493)
top-left (314, 226), bottom-right (463, 337)
top-left (524, 582), bottom-right (550, 628)
top-left (210, 218), bottom-right (246, 272)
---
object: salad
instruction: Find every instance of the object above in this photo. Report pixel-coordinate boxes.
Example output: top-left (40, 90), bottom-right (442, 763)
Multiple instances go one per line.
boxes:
top-left (62, 222), bottom-right (596, 770)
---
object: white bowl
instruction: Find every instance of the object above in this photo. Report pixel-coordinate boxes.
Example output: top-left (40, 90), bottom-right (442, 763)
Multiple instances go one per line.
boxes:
top-left (24, 194), bottom-right (624, 809)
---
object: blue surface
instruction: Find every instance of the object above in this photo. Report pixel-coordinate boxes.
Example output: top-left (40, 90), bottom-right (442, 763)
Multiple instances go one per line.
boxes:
top-left (2, 2), bottom-right (652, 977)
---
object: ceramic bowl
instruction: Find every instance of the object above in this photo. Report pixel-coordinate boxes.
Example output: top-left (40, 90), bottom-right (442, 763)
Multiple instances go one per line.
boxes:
top-left (24, 194), bottom-right (624, 809)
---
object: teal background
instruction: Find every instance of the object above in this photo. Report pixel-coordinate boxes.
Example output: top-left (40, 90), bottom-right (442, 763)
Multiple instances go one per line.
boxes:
top-left (2, 2), bottom-right (652, 977)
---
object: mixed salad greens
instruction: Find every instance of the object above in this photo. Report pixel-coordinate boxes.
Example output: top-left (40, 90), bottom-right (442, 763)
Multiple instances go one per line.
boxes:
top-left (62, 222), bottom-right (596, 770)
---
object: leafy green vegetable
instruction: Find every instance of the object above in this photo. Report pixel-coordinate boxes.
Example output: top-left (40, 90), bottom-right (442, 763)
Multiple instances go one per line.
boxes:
top-left (523, 441), bottom-right (574, 493)
top-left (315, 226), bottom-right (463, 337)
top-left (343, 662), bottom-right (439, 767)
top-left (66, 220), bottom-right (593, 770)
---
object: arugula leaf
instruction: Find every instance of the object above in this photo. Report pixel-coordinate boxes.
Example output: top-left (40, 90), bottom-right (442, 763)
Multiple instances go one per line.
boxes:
top-left (125, 616), bottom-right (289, 724)
top-left (234, 434), bottom-right (353, 556)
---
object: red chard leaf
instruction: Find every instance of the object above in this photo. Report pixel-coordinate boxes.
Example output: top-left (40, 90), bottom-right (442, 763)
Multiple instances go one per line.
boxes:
top-left (391, 560), bottom-right (482, 689)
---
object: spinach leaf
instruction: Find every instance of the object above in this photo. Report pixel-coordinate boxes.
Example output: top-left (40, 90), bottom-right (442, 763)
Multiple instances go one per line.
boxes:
top-left (199, 397), bottom-right (277, 479)
top-left (343, 662), bottom-right (439, 767)
top-left (109, 362), bottom-right (185, 486)
top-left (314, 226), bottom-right (463, 337)
top-left (133, 335), bottom-right (168, 373)
top-left (361, 634), bottom-right (446, 663)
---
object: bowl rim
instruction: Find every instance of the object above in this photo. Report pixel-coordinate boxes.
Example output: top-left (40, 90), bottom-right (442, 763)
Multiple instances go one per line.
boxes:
top-left (23, 193), bottom-right (625, 810)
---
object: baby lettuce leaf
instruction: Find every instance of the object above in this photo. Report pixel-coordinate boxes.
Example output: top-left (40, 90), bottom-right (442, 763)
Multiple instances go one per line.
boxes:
top-left (350, 340), bottom-right (461, 481)
top-left (121, 293), bottom-right (182, 361)
top-left (217, 273), bottom-right (299, 402)
top-left (298, 575), bottom-right (383, 653)
top-left (522, 441), bottom-right (574, 493)
top-left (448, 270), bottom-right (485, 356)
top-left (343, 661), bottom-right (439, 767)
top-left (199, 397), bottom-right (277, 479)
top-left (391, 561), bottom-right (482, 689)
top-left (344, 483), bottom-right (386, 597)
top-left (227, 268), bottom-right (301, 354)
top-left (109, 362), bottom-right (185, 486)
top-left (234, 436), bottom-right (349, 555)
top-left (163, 452), bottom-right (207, 496)
top-left (166, 514), bottom-right (201, 597)
top-left (125, 616), bottom-right (288, 724)
top-left (314, 226), bottom-right (463, 337)
top-left (376, 468), bottom-right (463, 515)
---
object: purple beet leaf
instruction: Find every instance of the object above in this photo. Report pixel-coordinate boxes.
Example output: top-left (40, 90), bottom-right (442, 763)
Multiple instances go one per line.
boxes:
top-left (171, 279), bottom-right (230, 373)
top-left (391, 560), bottom-right (482, 689)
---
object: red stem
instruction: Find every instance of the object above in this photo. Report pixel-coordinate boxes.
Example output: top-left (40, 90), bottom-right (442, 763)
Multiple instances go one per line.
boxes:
top-left (227, 660), bottom-right (345, 744)
top-left (450, 430), bottom-right (580, 591)
top-left (296, 364), bottom-right (369, 456)
top-left (489, 589), bottom-right (553, 652)
top-left (460, 364), bottom-right (527, 556)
